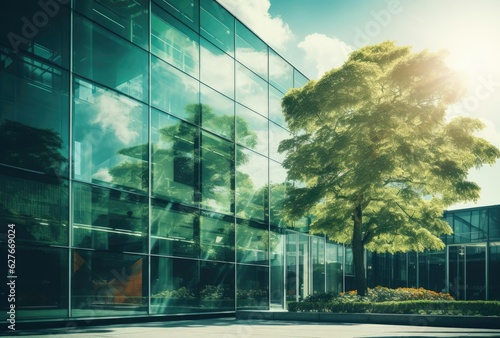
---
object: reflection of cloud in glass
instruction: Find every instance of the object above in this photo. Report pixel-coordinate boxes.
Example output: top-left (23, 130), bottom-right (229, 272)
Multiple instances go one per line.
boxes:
top-left (239, 149), bottom-right (268, 189)
top-left (235, 48), bottom-right (268, 79)
top-left (236, 63), bottom-right (268, 115)
top-left (269, 123), bottom-right (290, 163)
top-left (151, 59), bottom-right (199, 95)
top-left (201, 41), bottom-right (234, 98)
top-left (92, 167), bottom-right (113, 182)
top-left (92, 94), bottom-right (140, 144)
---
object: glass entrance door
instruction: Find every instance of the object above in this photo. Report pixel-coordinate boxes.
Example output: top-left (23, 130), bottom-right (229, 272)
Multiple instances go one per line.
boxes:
top-left (448, 244), bottom-right (487, 300)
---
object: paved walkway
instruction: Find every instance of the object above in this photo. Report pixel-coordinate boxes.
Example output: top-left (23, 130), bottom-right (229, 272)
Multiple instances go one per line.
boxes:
top-left (4, 318), bottom-right (500, 337)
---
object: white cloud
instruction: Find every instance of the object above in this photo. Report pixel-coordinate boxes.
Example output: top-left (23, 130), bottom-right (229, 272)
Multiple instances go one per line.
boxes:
top-left (217, 0), bottom-right (293, 52)
top-left (298, 33), bottom-right (352, 79)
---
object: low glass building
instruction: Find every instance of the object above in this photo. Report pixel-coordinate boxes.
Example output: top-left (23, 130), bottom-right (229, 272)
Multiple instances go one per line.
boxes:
top-left (0, 0), bottom-right (499, 327)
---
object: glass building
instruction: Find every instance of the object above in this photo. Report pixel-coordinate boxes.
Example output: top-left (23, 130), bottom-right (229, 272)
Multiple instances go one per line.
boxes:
top-left (0, 0), bottom-right (499, 326)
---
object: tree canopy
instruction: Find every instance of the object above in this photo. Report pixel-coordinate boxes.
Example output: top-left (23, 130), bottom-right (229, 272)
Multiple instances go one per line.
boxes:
top-left (279, 41), bottom-right (500, 295)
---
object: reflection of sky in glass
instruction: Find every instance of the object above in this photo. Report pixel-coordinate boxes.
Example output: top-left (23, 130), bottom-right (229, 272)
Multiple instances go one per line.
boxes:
top-left (269, 50), bottom-right (293, 94)
top-left (269, 122), bottom-right (290, 163)
top-left (201, 38), bottom-right (234, 98)
top-left (236, 63), bottom-right (268, 116)
top-left (238, 147), bottom-right (268, 189)
top-left (236, 104), bottom-right (268, 156)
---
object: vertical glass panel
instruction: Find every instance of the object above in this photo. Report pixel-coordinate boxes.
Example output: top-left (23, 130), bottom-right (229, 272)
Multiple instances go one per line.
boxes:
top-left (0, 245), bottom-right (68, 320)
top-left (270, 230), bottom-right (285, 309)
top-left (236, 147), bottom-right (268, 222)
top-left (298, 234), bottom-right (310, 300)
top-left (269, 50), bottom-right (293, 94)
top-left (200, 84), bottom-right (234, 139)
top-left (0, 48), bottom-right (69, 177)
top-left (285, 231), bottom-right (297, 304)
top-left (236, 104), bottom-right (267, 156)
top-left (200, 0), bottom-right (234, 56)
top-left (236, 220), bottom-right (268, 265)
top-left (151, 4), bottom-right (199, 78)
top-left (152, 109), bottom-right (198, 205)
top-left (490, 207), bottom-right (500, 241)
top-left (0, 173), bottom-right (69, 245)
top-left (311, 237), bottom-right (325, 294)
top-left (74, 0), bottom-right (149, 49)
top-left (294, 69), bottom-right (308, 88)
top-left (200, 211), bottom-right (235, 262)
top-left (72, 250), bottom-right (148, 317)
top-left (236, 264), bottom-right (269, 309)
top-left (326, 242), bottom-right (342, 294)
top-left (73, 14), bottom-right (148, 102)
top-left (154, 0), bottom-right (200, 32)
top-left (200, 261), bottom-right (235, 310)
top-left (200, 38), bottom-right (234, 99)
top-left (151, 56), bottom-right (199, 123)
top-left (151, 201), bottom-right (198, 258)
top-left (151, 256), bottom-right (199, 314)
top-left (235, 63), bottom-right (268, 117)
top-left (465, 244), bottom-right (486, 300)
top-left (269, 122), bottom-right (290, 163)
top-left (201, 131), bottom-right (233, 214)
top-left (72, 182), bottom-right (149, 254)
top-left (269, 85), bottom-right (285, 127)
top-left (235, 21), bottom-right (267, 80)
top-left (489, 242), bottom-right (500, 300)
top-left (269, 160), bottom-right (289, 228)
top-left (0, 4), bottom-right (69, 68)
top-left (73, 78), bottom-right (149, 193)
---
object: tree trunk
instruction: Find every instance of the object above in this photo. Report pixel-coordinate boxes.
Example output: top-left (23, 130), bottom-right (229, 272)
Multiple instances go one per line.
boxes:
top-left (352, 200), bottom-right (367, 296)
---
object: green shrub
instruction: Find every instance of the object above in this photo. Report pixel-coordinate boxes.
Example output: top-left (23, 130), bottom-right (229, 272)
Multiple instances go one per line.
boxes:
top-left (340, 286), bottom-right (454, 302)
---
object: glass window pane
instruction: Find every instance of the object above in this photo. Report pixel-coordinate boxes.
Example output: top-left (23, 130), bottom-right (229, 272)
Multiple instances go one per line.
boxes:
top-left (298, 233), bottom-right (310, 300)
top-left (235, 20), bottom-right (268, 80)
top-left (237, 264), bottom-right (269, 309)
top-left (270, 230), bottom-right (285, 308)
top-left (270, 160), bottom-right (289, 228)
top-left (237, 220), bottom-right (268, 265)
top-left (0, 3), bottom-right (69, 68)
top-left (0, 48), bottom-right (69, 177)
top-left (72, 250), bottom-right (148, 317)
top-left (326, 242), bottom-right (343, 293)
top-left (73, 182), bottom-right (149, 254)
top-left (269, 85), bottom-right (285, 127)
top-left (200, 38), bottom-right (234, 99)
top-left (269, 121), bottom-right (290, 163)
top-left (152, 4), bottom-right (199, 78)
top-left (152, 109), bottom-right (197, 205)
top-left (200, 212), bottom-right (235, 262)
top-left (200, 0), bottom-right (234, 56)
top-left (201, 131), bottom-right (234, 214)
top-left (236, 104), bottom-right (268, 156)
top-left (151, 201), bottom-right (198, 258)
top-left (311, 237), bottom-right (325, 294)
top-left (0, 173), bottom-right (68, 246)
top-left (154, 0), bottom-right (200, 32)
top-left (294, 68), bottom-right (308, 88)
top-left (73, 78), bottom-right (149, 193)
top-left (73, 14), bottom-right (148, 102)
top-left (200, 84), bottom-right (235, 139)
top-left (269, 50), bottom-right (293, 94)
top-left (236, 63), bottom-right (268, 116)
top-left (74, 0), bottom-right (148, 49)
top-left (200, 261), bottom-right (235, 310)
top-left (1, 245), bottom-right (69, 320)
top-left (236, 147), bottom-right (268, 221)
top-left (151, 56), bottom-right (199, 123)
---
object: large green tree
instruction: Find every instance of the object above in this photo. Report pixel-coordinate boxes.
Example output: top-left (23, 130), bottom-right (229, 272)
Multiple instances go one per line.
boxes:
top-left (279, 41), bottom-right (500, 296)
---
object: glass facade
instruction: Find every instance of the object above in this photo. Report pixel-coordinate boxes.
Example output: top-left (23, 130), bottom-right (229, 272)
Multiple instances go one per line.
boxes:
top-left (1, 0), bottom-right (500, 326)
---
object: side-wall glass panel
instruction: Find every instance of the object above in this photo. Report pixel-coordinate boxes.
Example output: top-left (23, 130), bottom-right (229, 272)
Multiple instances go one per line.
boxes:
top-left (270, 230), bottom-right (285, 308)
top-left (237, 264), bottom-right (269, 309)
top-left (326, 242), bottom-right (342, 293)
top-left (236, 104), bottom-right (268, 156)
top-left (151, 4), bottom-right (199, 78)
top-left (294, 69), bottom-right (308, 88)
top-left (73, 182), bottom-right (149, 254)
top-left (151, 56), bottom-right (199, 123)
top-left (200, 38), bottom-right (234, 99)
top-left (73, 78), bottom-right (149, 193)
top-left (490, 242), bottom-right (500, 300)
top-left (0, 48), bottom-right (69, 177)
top-left (237, 220), bottom-right (268, 265)
top-left (269, 50), bottom-right (293, 94)
top-left (0, 245), bottom-right (68, 320)
top-left (269, 122), bottom-right (290, 163)
top-left (236, 147), bottom-right (268, 221)
top-left (269, 160), bottom-right (289, 228)
top-left (0, 4), bottom-right (69, 68)
top-left (72, 250), bottom-right (148, 317)
top-left (235, 63), bottom-right (268, 117)
top-left (298, 234), bottom-right (310, 300)
top-left (200, 212), bottom-right (235, 262)
top-left (154, 0), bottom-right (200, 32)
top-left (235, 21), bottom-right (267, 80)
top-left (74, 0), bottom-right (149, 49)
top-left (311, 237), bottom-right (325, 294)
top-left (200, 0), bottom-right (234, 56)
top-left (269, 85), bottom-right (285, 127)
top-left (201, 131), bottom-right (233, 214)
top-left (151, 201), bottom-right (198, 258)
top-left (73, 14), bottom-right (148, 102)
top-left (285, 231), bottom-right (297, 304)
top-left (152, 109), bottom-right (197, 205)
top-left (200, 84), bottom-right (234, 140)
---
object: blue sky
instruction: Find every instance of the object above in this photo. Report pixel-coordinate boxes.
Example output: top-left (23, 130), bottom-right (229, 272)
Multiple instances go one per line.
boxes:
top-left (218, 0), bottom-right (500, 210)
